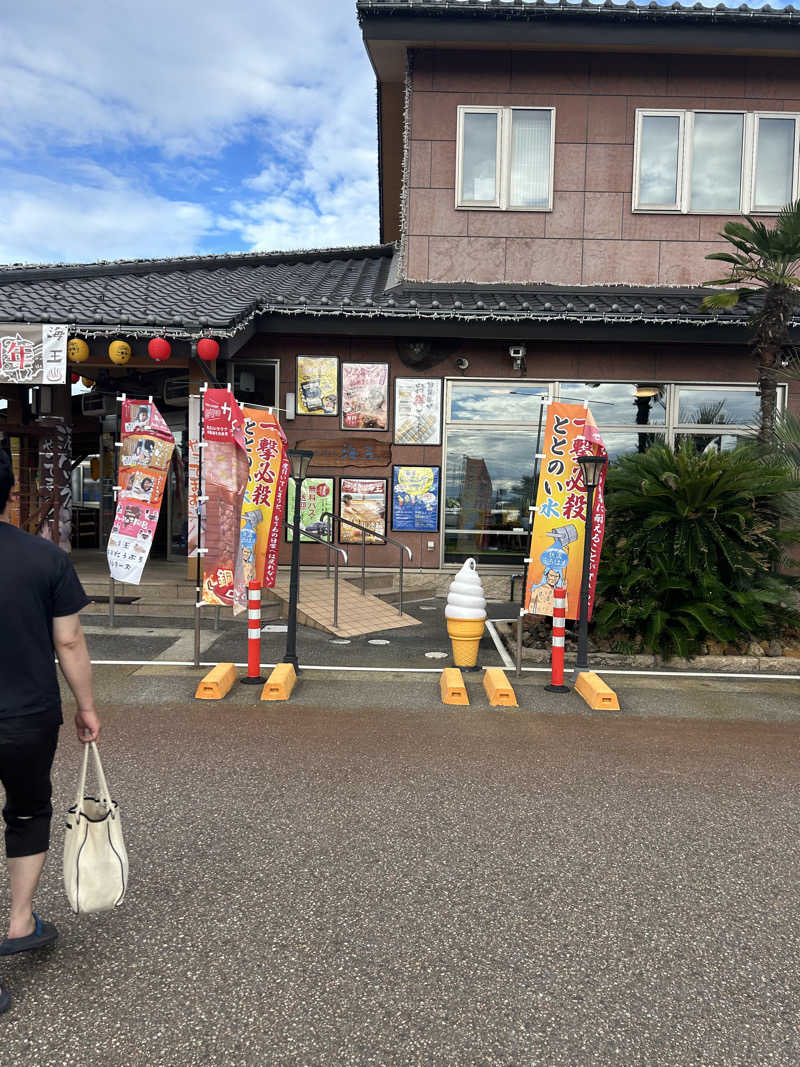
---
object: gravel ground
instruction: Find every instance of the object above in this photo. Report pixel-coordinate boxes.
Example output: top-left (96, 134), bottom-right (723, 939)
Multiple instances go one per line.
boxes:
top-left (1, 694), bottom-right (800, 1066)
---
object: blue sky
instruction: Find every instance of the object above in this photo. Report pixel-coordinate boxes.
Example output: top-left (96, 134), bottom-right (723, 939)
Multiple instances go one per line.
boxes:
top-left (0, 0), bottom-right (791, 266)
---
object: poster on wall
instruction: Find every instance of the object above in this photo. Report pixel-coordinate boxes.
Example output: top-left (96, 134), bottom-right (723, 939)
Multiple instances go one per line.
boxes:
top-left (296, 356), bottom-right (339, 416)
top-left (286, 477), bottom-right (334, 542)
top-left (339, 478), bottom-right (387, 544)
top-left (237, 407), bottom-right (290, 606)
top-left (107, 400), bottom-right (175, 584)
top-left (0, 323), bottom-right (67, 385)
top-left (201, 389), bottom-right (249, 609)
top-left (392, 466), bottom-right (440, 533)
top-left (341, 363), bottom-right (389, 431)
top-left (523, 402), bottom-right (607, 621)
top-left (393, 378), bottom-right (442, 445)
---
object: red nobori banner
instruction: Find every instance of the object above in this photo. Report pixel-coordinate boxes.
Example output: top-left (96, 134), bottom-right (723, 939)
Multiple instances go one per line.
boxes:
top-left (201, 389), bottom-right (249, 609)
top-left (237, 408), bottom-right (289, 607)
top-left (107, 400), bottom-right (175, 584)
top-left (523, 402), bottom-right (607, 621)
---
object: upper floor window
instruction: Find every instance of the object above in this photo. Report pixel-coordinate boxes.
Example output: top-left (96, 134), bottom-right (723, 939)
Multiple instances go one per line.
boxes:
top-left (456, 106), bottom-right (554, 211)
top-left (633, 109), bottom-right (800, 214)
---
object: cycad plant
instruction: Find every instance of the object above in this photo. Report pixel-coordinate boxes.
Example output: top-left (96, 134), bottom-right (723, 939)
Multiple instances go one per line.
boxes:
top-left (594, 442), bottom-right (799, 658)
top-left (703, 200), bottom-right (800, 442)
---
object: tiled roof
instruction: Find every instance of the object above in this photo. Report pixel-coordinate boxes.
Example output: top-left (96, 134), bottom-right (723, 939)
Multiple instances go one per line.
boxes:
top-left (357, 0), bottom-right (800, 23)
top-left (0, 243), bottom-right (791, 337)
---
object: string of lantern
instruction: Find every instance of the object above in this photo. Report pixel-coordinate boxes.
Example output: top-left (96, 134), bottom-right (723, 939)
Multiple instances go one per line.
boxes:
top-left (67, 335), bottom-right (220, 366)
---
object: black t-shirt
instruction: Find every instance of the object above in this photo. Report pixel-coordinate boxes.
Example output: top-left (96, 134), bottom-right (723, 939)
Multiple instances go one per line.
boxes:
top-left (0, 523), bottom-right (89, 721)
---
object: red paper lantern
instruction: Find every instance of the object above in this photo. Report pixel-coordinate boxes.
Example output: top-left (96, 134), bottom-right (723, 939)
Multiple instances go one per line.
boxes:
top-left (147, 337), bottom-right (171, 362)
top-left (197, 338), bottom-right (220, 361)
top-left (70, 372), bottom-right (80, 384)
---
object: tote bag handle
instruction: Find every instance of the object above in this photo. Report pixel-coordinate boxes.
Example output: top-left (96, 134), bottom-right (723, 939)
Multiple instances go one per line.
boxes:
top-left (73, 742), bottom-right (114, 820)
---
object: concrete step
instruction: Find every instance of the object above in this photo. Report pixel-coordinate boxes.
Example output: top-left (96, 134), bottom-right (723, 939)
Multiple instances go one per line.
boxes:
top-left (82, 599), bottom-right (283, 621)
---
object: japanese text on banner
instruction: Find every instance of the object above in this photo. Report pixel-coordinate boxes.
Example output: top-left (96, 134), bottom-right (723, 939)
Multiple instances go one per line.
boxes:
top-left (201, 389), bottom-right (248, 609)
top-left (237, 408), bottom-right (289, 607)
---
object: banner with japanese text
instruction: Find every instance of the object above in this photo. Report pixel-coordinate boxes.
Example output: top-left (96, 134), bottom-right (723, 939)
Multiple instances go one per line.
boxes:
top-left (107, 400), bottom-right (174, 584)
top-left (237, 407), bottom-right (289, 607)
top-left (187, 395), bottom-right (200, 558)
top-left (523, 402), bottom-right (607, 621)
top-left (0, 323), bottom-right (67, 385)
top-left (201, 389), bottom-right (248, 609)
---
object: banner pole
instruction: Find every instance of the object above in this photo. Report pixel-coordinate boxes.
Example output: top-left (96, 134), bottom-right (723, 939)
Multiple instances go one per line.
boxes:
top-left (193, 383), bottom-right (205, 670)
top-left (108, 400), bottom-right (121, 629)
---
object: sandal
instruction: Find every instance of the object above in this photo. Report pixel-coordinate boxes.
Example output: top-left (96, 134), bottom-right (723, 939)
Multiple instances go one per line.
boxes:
top-left (0, 983), bottom-right (9, 1014)
top-left (0, 914), bottom-right (58, 956)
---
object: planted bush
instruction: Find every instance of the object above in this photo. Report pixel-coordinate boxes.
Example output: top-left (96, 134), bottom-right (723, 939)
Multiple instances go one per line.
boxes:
top-left (593, 442), bottom-right (799, 658)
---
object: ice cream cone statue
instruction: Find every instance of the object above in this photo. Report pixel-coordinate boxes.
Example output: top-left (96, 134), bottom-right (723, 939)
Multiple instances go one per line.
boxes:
top-left (445, 558), bottom-right (487, 669)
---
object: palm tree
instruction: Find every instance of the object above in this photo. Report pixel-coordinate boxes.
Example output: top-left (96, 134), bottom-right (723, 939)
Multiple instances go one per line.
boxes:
top-left (702, 200), bottom-right (800, 443)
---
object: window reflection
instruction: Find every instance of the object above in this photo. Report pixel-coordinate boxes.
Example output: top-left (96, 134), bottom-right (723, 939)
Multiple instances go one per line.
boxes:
top-left (676, 433), bottom-right (744, 454)
top-left (690, 113), bottom-right (743, 213)
top-left (639, 114), bottom-right (680, 206)
top-left (677, 387), bottom-right (759, 426)
top-left (449, 383), bottom-right (549, 422)
top-left (600, 433), bottom-right (664, 460)
top-left (557, 382), bottom-right (667, 425)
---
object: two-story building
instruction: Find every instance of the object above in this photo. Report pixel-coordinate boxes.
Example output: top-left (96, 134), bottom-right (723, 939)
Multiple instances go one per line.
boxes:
top-left (1, 0), bottom-right (799, 573)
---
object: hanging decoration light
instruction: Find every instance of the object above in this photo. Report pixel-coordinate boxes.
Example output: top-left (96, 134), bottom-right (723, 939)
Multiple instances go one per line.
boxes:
top-left (67, 338), bottom-right (89, 363)
top-left (197, 338), bottom-right (220, 362)
top-left (147, 337), bottom-right (171, 363)
top-left (108, 340), bottom-right (132, 365)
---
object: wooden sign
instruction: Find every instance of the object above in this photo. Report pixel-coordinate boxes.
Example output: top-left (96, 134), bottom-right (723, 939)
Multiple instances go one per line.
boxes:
top-left (297, 437), bottom-right (391, 469)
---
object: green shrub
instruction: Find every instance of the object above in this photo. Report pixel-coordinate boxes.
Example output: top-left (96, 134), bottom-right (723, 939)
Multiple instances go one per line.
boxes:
top-left (593, 442), bottom-right (799, 658)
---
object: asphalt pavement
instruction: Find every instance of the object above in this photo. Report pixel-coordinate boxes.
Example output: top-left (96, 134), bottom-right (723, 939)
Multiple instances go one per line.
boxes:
top-left (0, 658), bottom-right (799, 1065)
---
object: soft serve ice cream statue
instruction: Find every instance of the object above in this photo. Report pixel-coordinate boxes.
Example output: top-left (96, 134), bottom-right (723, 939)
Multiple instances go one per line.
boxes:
top-left (444, 558), bottom-right (486, 668)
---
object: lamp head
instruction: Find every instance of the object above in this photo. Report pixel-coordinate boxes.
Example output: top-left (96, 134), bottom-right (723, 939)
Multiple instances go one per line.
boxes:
top-left (287, 448), bottom-right (313, 481)
top-left (576, 453), bottom-right (607, 490)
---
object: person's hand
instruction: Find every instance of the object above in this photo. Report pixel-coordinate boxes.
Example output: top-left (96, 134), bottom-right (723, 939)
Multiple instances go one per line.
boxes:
top-left (75, 707), bottom-right (101, 744)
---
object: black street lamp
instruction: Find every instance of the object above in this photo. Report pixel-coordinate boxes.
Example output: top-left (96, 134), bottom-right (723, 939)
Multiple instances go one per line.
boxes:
top-left (574, 453), bottom-right (608, 673)
top-left (283, 448), bottom-right (314, 674)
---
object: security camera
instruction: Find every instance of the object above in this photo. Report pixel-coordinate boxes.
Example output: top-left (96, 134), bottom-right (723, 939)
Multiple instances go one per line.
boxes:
top-left (508, 344), bottom-right (527, 372)
top-left (455, 357), bottom-right (470, 371)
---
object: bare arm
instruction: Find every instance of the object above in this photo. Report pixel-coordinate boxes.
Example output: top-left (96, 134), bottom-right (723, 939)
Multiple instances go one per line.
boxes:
top-left (53, 614), bottom-right (100, 743)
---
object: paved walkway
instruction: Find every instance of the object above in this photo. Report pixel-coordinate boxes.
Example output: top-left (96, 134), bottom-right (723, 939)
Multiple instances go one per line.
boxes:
top-left (1, 679), bottom-right (800, 1064)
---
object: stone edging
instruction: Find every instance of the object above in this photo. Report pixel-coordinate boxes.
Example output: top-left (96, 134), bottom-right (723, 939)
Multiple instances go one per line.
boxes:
top-left (492, 622), bottom-right (800, 675)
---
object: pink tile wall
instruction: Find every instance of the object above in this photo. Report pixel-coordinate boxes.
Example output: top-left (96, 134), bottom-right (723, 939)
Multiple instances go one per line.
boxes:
top-left (404, 49), bottom-right (800, 286)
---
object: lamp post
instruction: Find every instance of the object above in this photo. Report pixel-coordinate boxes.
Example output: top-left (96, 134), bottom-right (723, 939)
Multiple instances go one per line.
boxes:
top-left (575, 453), bottom-right (608, 673)
top-left (283, 448), bottom-right (314, 674)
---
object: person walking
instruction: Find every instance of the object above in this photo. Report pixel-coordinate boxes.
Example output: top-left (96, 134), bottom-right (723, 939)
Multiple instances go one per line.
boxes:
top-left (0, 448), bottom-right (100, 1014)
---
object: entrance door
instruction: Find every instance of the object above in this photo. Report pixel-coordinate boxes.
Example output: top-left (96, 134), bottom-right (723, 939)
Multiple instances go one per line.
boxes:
top-left (443, 381), bottom-right (549, 567)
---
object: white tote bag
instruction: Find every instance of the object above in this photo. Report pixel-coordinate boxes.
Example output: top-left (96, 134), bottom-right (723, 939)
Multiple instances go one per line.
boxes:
top-left (63, 741), bottom-right (128, 914)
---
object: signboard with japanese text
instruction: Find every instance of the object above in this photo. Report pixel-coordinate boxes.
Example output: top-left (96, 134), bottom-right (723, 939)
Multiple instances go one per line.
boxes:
top-left (391, 466), bottom-right (440, 533)
top-left (0, 323), bottom-right (67, 385)
top-left (296, 356), bottom-right (338, 416)
top-left (296, 437), bottom-right (391, 469)
top-left (201, 389), bottom-right (248, 609)
top-left (523, 402), bottom-right (607, 621)
top-left (237, 407), bottom-right (289, 602)
top-left (393, 378), bottom-right (442, 445)
top-left (107, 400), bottom-right (175, 584)
top-left (286, 477), bottom-right (334, 542)
top-left (341, 363), bottom-right (389, 430)
top-left (339, 478), bottom-right (387, 544)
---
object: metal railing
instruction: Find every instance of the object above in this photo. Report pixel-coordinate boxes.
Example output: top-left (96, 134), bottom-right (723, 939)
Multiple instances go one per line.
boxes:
top-left (321, 511), bottom-right (412, 618)
top-left (284, 518), bottom-right (349, 628)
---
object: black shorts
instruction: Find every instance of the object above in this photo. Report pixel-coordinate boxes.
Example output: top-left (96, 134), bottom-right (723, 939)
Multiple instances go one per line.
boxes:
top-left (0, 713), bottom-right (61, 858)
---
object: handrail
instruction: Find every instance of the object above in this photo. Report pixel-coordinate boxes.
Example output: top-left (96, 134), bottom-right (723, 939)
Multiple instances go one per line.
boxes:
top-left (321, 510), bottom-right (412, 618)
top-left (284, 517), bottom-right (348, 628)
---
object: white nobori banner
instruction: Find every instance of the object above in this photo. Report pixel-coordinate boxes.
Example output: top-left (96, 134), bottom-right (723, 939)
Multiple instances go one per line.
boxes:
top-left (0, 323), bottom-right (68, 385)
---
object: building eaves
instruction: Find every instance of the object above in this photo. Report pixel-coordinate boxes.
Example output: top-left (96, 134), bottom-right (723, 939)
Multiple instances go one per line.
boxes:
top-left (357, 0), bottom-right (800, 26)
top-left (0, 244), bottom-right (795, 338)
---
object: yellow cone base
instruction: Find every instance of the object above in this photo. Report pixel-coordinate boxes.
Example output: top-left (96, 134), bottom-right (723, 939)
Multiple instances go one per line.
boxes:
top-left (574, 671), bottom-right (620, 711)
top-left (440, 668), bottom-right (469, 705)
top-left (261, 663), bottom-right (297, 701)
top-left (483, 668), bottom-right (518, 708)
top-left (447, 618), bottom-right (485, 668)
top-left (195, 663), bottom-right (237, 700)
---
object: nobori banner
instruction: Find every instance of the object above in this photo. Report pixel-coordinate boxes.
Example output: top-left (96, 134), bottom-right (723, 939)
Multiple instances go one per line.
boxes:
top-left (524, 402), bottom-right (607, 622)
top-left (0, 323), bottom-right (68, 385)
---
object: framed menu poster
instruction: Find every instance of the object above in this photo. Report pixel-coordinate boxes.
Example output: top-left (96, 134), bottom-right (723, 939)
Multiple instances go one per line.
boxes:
top-left (341, 362), bottom-right (389, 431)
top-left (286, 477), bottom-right (334, 542)
top-left (296, 356), bottom-right (338, 416)
top-left (339, 478), bottom-right (387, 544)
top-left (393, 378), bottom-right (442, 445)
top-left (392, 466), bottom-right (440, 533)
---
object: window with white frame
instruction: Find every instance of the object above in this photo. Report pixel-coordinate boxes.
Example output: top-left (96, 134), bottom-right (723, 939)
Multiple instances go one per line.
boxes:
top-left (633, 109), bottom-right (800, 214)
top-left (456, 106), bottom-right (555, 211)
